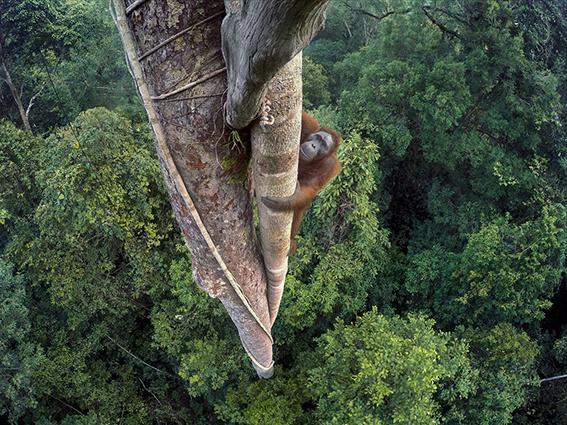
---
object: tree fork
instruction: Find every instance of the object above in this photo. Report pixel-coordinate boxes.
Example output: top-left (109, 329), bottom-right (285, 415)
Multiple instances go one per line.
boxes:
top-left (113, 0), bottom-right (329, 378)
top-left (111, 0), bottom-right (274, 378)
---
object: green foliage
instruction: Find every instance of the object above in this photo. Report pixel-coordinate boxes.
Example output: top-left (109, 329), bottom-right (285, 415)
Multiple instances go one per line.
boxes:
top-left (23, 108), bottom-right (172, 324)
top-left (461, 324), bottom-right (539, 424)
top-left (216, 371), bottom-right (309, 425)
top-left (405, 208), bottom-right (566, 328)
top-left (0, 120), bottom-right (41, 234)
top-left (0, 259), bottom-right (42, 423)
top-left (302, 56), bottom-right (331, 109)
top-left (1, 0), bottom-right (69, 128)
top-left (0, 0), bottom-right (61, 57)
top-left (309, 310), bottom-right (474, 425)
top-left (1, 0), bottom-right (566, 423)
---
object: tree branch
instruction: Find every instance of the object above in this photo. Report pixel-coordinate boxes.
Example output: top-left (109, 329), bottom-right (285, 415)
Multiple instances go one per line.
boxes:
top-left (422, 6), bottom-right (461, 39)
top-left (25, 84), bottom-right (44, 118)
top-left (125, 0), bottom-right (149, 14)
top-left (341, 1), bottom-right (411, 22)
top-left (541, 373), bottom-right (567, 383)
top-left (106, 335), bottom-right (177, 378)
top-left (0, 60), bottom-right (32, 133)
top-left (427, 6), bottom-right (468, 25)
top-left (48, 395), bottom-right (85, 416)
top-left (221, 0), bottom-right (329, 129)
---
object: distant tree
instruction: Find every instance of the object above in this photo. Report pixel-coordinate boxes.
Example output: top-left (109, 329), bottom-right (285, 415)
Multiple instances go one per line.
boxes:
top-left (0, 260), bottom-right (42, 423)
top-left (302, 56), bottom-right (331, 109)
top-left (404, 209), bottom-right (566, 329)
top-left (309, 310), bottom-right (475, 425)
top-left (460, 324), bottom-right (539, 425)
top-left (0, 120), bottom-right (40, 241)
top-left (0, 0), bottom-right (60, 132)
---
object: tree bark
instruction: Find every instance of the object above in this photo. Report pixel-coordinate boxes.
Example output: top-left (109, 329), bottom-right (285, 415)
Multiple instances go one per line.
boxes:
top-left (112, 0), bottom-right (273, 377)
top-left (221, 0), bottom-right (328, 129)
top-left (221, 0), bottom-right (329, 326)
top-left (251, 54), bottom-right (302, 325)
top-left (112, 0), bottom-right (329, 378)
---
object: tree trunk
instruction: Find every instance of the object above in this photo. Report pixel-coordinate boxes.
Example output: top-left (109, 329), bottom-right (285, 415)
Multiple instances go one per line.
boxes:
top-left (220, 0), bottom-right (328, 325)
top-left (112, 0), bottom-right (274, 377)
top-left (251, 54), bottom-right (302, 324)
top-left (221, 0), bottom-right (328, 129)
top-left (112, 0), bottom-right (329, 378)
top-left (0, 43), bottom-right (32, 133)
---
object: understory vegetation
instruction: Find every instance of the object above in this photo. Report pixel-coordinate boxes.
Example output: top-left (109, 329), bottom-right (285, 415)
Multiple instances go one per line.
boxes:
top-left (1, 0), bottom-right (566, 423)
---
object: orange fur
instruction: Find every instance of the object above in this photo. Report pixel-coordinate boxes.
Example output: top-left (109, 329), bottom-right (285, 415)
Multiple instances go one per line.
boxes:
top-left (262, 112), bottom-right (342, 254)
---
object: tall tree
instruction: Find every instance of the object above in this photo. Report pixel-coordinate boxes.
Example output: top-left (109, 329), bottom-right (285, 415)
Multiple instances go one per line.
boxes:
top-left (111, 0), bottom-right (328, 377)
top-left (0, 0), bottom-right (57, 132)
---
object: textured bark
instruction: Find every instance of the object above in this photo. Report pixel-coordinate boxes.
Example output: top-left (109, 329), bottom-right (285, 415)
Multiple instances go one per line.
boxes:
top-left (112, 0), bottom-right (273, 377)
top-left (221, 0), bottom-right (328, 129)
top-left (113, 0), bottom-right (328, 379)
top-left (251, 54), bottom-right (302, 325)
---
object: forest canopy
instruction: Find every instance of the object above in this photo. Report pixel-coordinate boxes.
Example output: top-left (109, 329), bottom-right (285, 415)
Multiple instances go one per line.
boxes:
top-left (1, 0), bottom-right (566, 423)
